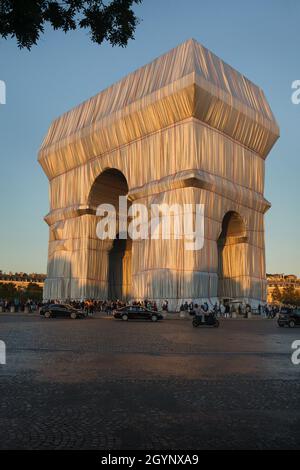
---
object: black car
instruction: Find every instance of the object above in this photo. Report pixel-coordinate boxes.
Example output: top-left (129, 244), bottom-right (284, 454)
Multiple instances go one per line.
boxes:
top-left (277, 308), bottom-right (300, 328)
top-left (113, 306), bottom-right (163, 322)
top-left (40, 303), bottom-right (86, 319)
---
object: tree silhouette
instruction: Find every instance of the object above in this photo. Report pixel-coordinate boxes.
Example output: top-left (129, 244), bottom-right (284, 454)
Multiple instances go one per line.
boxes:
top-left (281, 285), bottom-right (300, 306)
top-left (0, 282), bottom-right (17, 300)
top-left (24, 282), bottom-right (43, 301)
top-left (271, 285), bottom-right (282, 303)
top-left (0, 0), bottom-right (142, 49)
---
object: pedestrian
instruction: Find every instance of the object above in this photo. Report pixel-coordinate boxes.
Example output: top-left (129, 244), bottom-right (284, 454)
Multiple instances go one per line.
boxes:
top-left (224, 303), bottom-right (230, 318)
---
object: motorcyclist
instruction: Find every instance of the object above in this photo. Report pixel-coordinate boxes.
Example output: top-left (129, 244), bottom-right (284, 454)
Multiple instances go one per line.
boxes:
top-left (194, 303), bottom-right (206, 323)
top-left (203, 304), bottom-right (210, 323)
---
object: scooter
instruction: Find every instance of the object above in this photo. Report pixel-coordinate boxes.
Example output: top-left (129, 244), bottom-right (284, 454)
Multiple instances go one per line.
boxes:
top-left (192, 312), bottom-right (220, 328)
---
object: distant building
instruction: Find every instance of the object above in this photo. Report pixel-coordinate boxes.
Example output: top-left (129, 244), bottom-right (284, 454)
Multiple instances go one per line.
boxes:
top-left (0, 271), bottom-right (46, 290)
top-left (267, 273), bottom-right (300, 303)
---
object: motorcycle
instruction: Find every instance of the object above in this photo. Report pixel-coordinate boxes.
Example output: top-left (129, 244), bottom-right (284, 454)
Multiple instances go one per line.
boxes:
top-left (192, 312), bottom-right (220, 328)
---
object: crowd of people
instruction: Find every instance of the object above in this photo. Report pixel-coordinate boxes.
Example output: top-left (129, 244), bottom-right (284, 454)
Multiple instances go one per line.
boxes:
top-left (43, 298), bottom-right (161, 315)
top-left (0, 299), bottom-right (41, 312)
top-left (179, 301), bottom-right (286, 319)
top-left (258, 303), bottom-right (280, 318)
top-left (0, 297), bottom-right (297, 317)
top-left (180, 300), bottom-right (252, 318)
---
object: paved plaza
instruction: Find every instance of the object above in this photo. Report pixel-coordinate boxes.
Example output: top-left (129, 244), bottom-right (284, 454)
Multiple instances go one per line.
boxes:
top-left (0, 314), bottom-right (300, 449)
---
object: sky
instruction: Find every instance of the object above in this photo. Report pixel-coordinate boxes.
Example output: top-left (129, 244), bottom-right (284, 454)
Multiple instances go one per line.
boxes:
top-left (0, 0), bottom-right (299, 276)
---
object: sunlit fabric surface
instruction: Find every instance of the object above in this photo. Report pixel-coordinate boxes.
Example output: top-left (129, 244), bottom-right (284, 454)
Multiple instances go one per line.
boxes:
top-left (39, 39), bottom-right (279, 309)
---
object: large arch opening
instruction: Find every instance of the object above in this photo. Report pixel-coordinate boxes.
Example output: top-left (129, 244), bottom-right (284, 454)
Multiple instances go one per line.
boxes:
top-left (108, 236), bottom-right (132, 300)
top-left (89, 168), bottom-right (129, 209)
top-left (217, 211), bottom-right (248, 301)
top-left (88, 169), bottom-right (132, 300)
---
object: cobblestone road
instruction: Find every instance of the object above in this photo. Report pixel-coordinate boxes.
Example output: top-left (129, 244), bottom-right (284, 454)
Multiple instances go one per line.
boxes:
top-left (0, 315), bottom-right (300, 449)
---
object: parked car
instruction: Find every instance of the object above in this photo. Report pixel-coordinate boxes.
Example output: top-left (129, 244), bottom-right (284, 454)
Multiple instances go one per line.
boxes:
top-left (113, 306), bottom-right (163, 322)
top-left (40, 304), bottom-right (87, 319)
top-left (277, 308), bottom-right (300, 328)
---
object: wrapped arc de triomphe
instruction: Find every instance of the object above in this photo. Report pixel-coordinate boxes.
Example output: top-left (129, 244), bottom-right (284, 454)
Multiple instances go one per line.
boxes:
top-left (39, 39), bottom-right (279, 310)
